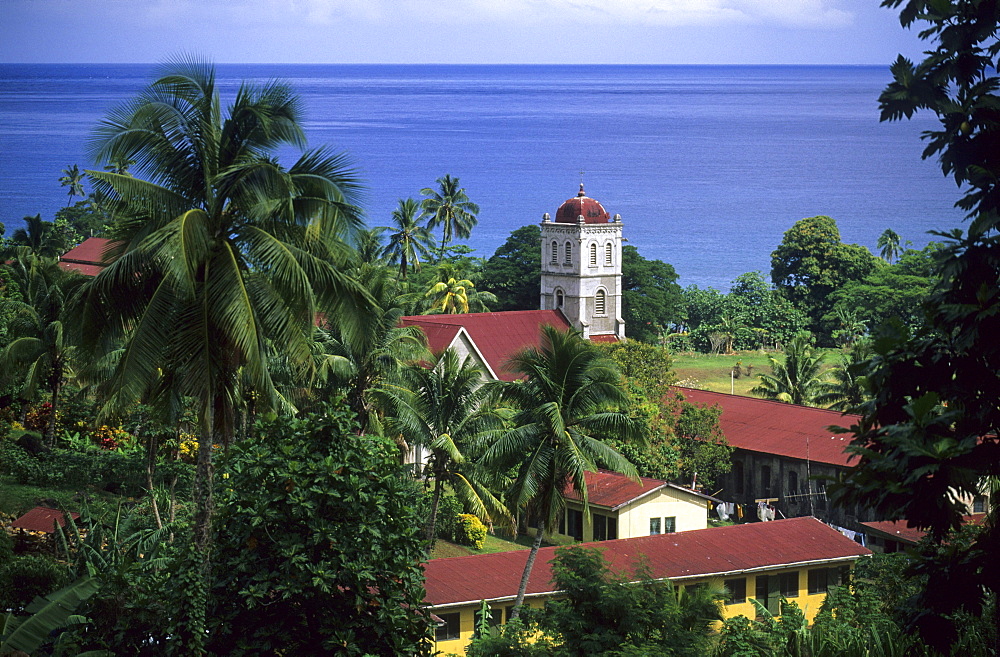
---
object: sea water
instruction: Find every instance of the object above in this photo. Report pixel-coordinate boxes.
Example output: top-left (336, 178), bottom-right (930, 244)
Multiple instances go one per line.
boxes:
top-left (0, 64), bottom-right (964, 290)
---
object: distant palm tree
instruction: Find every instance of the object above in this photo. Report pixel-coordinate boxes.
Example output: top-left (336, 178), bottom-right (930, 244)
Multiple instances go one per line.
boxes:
top-left (354, 226), bottom-right (387, 265)
top-left (831, 307), bottom-right (868, 347)
top-left (816, 340), bottom-right (873, 412)
top-left (484, 326), bottom-right (645, 620)
top-left (9, 214), bottom-right (64, 258)
top-left (421, 174), bottom-right (479, 260)
top-left (750, 334), bottom-right (829, 406)
top-left (382, 198), bottom-right (434, 278)
top-left (59, 164), bottom-right (86, 206)
top-left (877, 228), bottom-right (903, 264)
top-left (378, 349), bottom-right (512, 547)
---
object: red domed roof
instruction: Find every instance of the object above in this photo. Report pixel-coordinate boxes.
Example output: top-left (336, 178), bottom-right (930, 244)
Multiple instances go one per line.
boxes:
top-left (555, 184), bottom-right (611, 224)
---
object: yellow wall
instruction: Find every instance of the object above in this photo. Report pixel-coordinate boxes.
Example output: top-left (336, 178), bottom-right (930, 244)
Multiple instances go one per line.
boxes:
top-left (430, 562), bottom-right (853, 655)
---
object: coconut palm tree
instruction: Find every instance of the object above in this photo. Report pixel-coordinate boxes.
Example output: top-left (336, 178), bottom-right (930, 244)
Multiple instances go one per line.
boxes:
top-left (76, 59), bottom-right (368, 568)
top-left (382, 198), bottom-right (434, 278)
top-left (59, 164), bottom-right (86, 206)
top-left (484, 325), bottom-right (646, 620)
top-left (8, 215), bottom-right (64, 258)
top-left (422, 262), bottom-right (497, 314)
top-left (377, 349), bottom-right (512, 548)
top-left (750, 334), bottom-right (829, 406)
top-left (420, 174), bottom-right (479, 261)
top-left (1, 256), bottom-right (84, 443)
top-left (354, 226), bottom-right (387, 265)
top-left (315, 264), bottom-right (429, 432)
top-left (816, 340), bottom-right (873, 412)
top-left (877, 228), bottom-right (903, 264)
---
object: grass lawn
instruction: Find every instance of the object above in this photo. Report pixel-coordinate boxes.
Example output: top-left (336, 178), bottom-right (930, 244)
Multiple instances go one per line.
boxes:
top-left (671, 349), bottom-right (843, 396)
top-left (430, 532), bottom-right (546, 559)
top-left (671, 351), bottom-right (776, 395)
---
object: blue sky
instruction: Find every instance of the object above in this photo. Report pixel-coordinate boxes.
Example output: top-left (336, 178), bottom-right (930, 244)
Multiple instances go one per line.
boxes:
top-left (3, 0), bottom-right (925, 64)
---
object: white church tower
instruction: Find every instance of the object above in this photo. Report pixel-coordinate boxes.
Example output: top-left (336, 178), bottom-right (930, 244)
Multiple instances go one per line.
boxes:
top-left (540, 184), bottom-right (625, 341)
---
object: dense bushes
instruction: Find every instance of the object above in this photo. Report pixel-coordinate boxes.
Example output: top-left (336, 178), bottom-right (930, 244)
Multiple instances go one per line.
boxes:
top-left (0, 441), bottom-right (193, 496)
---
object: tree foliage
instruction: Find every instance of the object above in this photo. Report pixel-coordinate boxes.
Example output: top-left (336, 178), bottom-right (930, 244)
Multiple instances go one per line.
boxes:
top-left (830, 0), bottom-right (1000, 651)
top-left (207, 400), bottom-right (432, 656)
top-left (621, 245), bottom-right (684, 343)
top-left (750, 334), bottom-right (829, 406)
top-left (480, 224), bottom-right (542, 312)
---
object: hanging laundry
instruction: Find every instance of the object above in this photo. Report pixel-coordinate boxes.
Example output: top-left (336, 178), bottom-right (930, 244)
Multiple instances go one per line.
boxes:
top-left (758, 501), bottom-right (769, 522)
top-left (736, 504), bottom-right (744, 519)
top-left (717, 503), bottom-right (730, 521)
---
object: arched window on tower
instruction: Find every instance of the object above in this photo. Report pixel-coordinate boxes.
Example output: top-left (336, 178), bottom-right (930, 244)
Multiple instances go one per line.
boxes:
top-left (595, 289), bottom-right (606, 315)
top-left (555, 289), bottom-right (564, 309)
top-left (564, 241), bottom-right (572, 265)
top-left (590, 243), bottom-right (597, 266)
top-left (605, 243), bottom-right (613, 266)
top-left (551, 240), bottom-right (558, 264)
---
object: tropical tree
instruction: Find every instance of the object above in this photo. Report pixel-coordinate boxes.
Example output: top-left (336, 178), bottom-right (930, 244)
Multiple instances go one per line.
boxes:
top-left (1, 256), bottom-right (84, 443)
top-left (354, 226), bottom-right (387, 265)
top-left (876, 228), bottom-right (903, 264)
top-left (479, 224), bottom-right (542, 312)
top-left (316, 264), bottom-right (429, 432)
top-left (831, 307), bottom-right (868, 347)
top-left (421, 174), bottom-right (479, 260)
top-left (58, 164), bottom-right (86, 206)
top-left (382, 198), bottom-right (434, 278)
top-left (422, 262), bottom-right (498, 314)
top-left (8, 215), bottom-right (64, 258)
top-left (750, 334), bottom-right (829, 406)
top-left (75, 59), bottom-right (368, 618)
top-left (484, 326), bottom-right (646, 620)
top-left (816, 340), bottom-right (874, 412)
top-left (377, 349), bottom-right (512, 547)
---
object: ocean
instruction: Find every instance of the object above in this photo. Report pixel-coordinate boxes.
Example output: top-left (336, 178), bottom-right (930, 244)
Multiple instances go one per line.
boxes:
top-left (0, 64), bottom-right (964, 290)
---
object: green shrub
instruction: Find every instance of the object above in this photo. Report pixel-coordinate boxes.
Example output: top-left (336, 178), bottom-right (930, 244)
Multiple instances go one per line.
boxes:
top-left (0, 553), bottom-right (70, 612)
top-left (455, 514), bottom-right (488, 549)
top-left (435, 494), bottom-right (462, 542)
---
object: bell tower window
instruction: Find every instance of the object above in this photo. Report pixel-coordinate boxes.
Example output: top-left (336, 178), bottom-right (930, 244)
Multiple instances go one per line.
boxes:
top-left (590, 243), bottom-right (597, 266)
top-left (564, 241), bottom-right (572, 265)
top-left (555, 289), bottom-right (564, 308)
top-left (605, 243), bottom-right (613, 265)
top-left (551, 240), bottom-right (558, 264)
top-left (595, 289), bottom-right (606, 315)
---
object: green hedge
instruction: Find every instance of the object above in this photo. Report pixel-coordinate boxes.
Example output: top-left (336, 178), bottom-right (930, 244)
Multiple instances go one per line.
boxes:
top-left (0, 442), bottom-right (193, 497)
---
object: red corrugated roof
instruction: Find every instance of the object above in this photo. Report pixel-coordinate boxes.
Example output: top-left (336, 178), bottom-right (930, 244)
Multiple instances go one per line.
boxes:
top-left (59, 237), bottom-right (115, 277)
top-left (676, 387), bottom-right (858, 467)
top-left (424, 516), bottom-right (870, 607)
top-left (400, 310), bottom-right (573, 382)
top-left (564, 470), bottom-right (667, 509)
top-left (589, 333), bottom-right (620, 343)
top-left (860, 514), bottom-right (987, 546)
top-left (11, 506), bottom-right (80, 533)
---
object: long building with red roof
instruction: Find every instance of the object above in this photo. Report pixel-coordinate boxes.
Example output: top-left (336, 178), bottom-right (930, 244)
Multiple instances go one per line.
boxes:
top-left (425, 516), bottom-right (871, 653)
top-left (58, 236), bottom-right (113, 276)
top-left (675, 387), bottom-right (871, 528)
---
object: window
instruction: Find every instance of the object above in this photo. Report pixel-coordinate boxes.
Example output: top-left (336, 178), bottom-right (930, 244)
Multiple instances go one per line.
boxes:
top-left (808, 568), bottom-right (828, 595)
top-left (551, 240), bottom-right (558, 263)
top-left (594, 514), bottom-right (618, 541)
top-left (724, 577), bottom-right (747, 604)
top-left (788, 470), bottom-right (798, 497)
top-left (566, 508), bottom-right (583, 541)
top-left (664, 516), bottom-right (676, 534)
top-left (754, 575), bottom-right (780, 616)
top-left (595, 289), bottom-right (606, 315)
top-left (733, 461), bottom-right (744, 494)
top-left (555, 289), bottom-right (564, 309)
top-left (605, 242), bottom-right (613, 265)
top-left (564, 241), bottom-right (572, 265)
top-left (778, 571), bottom-right (799, 598)
top-left (761, 465), bottom-right (772, 497)
top-left (973, 495), bottom-right (986, 513)
top-left (590, 243), bottom-right (597, 266)
top-left (650, 517), bottom-right (661, 535)
top-left (436, 612), bottom-right (461, 641)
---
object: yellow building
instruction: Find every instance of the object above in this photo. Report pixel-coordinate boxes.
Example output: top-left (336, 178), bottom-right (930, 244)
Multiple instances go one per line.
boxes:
top-left (424, 516), bottom-right (870, 654)
top-left (546, 469), bottom-right (714, 542)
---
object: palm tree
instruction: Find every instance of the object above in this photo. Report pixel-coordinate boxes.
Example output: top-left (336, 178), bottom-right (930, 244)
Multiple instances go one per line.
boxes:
top-left (354, 226), bottom-right (387, 265)
top-left (1, 256), bottom-right (84, 443)
top-left (484, 326), bottom-right (646, 620)
top-left (377, 349), bottom-right (512, 548)
top-left (420, 174), bottom-right (479, 261)
top-left (9, 215), bottom-right (64, 258)
top-left (750, 334), bottom-right (829, 406)
top-left (877, 228), bottom-right (903, 264)
top-left (59, 164), bottom-right (86, 206)
top-left (76, 60), bottom-right (368, 568)
top-left (382, 198), bottom-right (434, 278)
top-left (831, 307), bottom-right (868, 347)
top-left (816, 340), bottom-right (873, 412)
top-left (315, 264), bottom-right (429, 432)
top-left (422, 262), bottom-right (497, 314)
